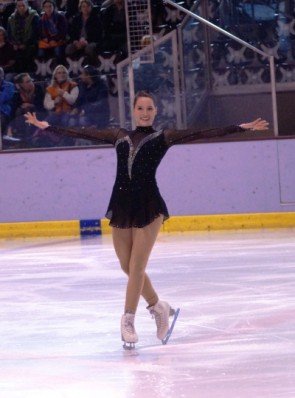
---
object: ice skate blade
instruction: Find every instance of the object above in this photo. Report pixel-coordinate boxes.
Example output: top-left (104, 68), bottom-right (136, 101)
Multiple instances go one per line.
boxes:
top-left (162, 307), bottom-right (180, 345)
top-left (123, 342), bottom-right (136, 350)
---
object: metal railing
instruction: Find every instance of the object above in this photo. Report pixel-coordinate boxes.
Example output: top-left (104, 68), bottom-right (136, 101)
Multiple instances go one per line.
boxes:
top-left (166, 0), bottom-right (279, 135)
top-left (117, 0), bottom-right (279, 135)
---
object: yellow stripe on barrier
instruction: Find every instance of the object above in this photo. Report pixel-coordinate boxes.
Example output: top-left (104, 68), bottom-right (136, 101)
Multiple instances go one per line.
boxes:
top-left (101, 218), bottom-right (112, 235)
top-left (0, 220), bottom-right (80, 238)
top-left (161, 212), bottom-right (295, 232)
top-left (1, 212), bottom-right (295, 239)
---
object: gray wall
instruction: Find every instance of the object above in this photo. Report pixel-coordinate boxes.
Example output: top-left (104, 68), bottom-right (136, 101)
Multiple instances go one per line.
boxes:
top-left (0, 138), bottom-right (294, 223)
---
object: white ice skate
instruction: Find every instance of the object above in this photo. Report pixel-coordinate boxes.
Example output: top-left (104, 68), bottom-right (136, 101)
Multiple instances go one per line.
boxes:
top-left (121, 313), bottom-right (138, 350)
top-left (148, 300), bottom-right (180, 345)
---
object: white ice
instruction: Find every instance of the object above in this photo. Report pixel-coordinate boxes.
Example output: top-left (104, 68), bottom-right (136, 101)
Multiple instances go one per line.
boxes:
top-left (0, 229), bottom-right (295, 398)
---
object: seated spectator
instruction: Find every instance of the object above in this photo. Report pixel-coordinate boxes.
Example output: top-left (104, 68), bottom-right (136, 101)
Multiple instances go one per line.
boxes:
top-left (73, 65), bottom-right (110, 129)
top-left (102, 0), bottom-right (127, 54)
top-left (38, 0), bottom-right (67, 63)
top-left (36, 64), bottom-right (78, 146)
top-left (0, 27), bottom-right (16, 76)
top-left (10, 73), bottom-right (44, 146)
top-left (7, 0), bottom-right (40, 72)
top-left (0, 67), bottom-right (15, 139)
top-left (66, 0), bottom-right (103, 65)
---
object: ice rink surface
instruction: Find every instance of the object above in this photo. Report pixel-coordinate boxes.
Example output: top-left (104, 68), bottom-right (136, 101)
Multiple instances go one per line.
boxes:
top-left (1, 229), bottom-right (295, 398)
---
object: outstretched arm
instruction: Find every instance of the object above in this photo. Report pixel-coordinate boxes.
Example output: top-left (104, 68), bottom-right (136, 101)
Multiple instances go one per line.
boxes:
top-left (164, 118), bottom-right (269, 146)
top-left (239, 118), bottom-right (269, 131)
top-left (25, 112), bottom-right (50, 129)
top-left (24, 112), bottom-right (121, 145)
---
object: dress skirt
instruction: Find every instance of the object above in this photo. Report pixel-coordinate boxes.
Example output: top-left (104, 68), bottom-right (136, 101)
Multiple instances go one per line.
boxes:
top-left (105, 181), bottom-right (169, 229)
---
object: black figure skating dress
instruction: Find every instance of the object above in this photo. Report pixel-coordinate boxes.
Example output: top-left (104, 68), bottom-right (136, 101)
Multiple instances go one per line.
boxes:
top-left (46, 124), bottom-right (245, 228)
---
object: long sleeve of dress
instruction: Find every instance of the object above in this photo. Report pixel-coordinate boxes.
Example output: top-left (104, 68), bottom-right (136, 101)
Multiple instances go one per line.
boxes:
top-left (43, 125), bottom-right (123, 145)
top-left (164, 125), bottom-right (246, 147)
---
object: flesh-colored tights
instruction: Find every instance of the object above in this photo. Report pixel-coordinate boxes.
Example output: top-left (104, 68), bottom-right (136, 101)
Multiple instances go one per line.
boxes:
top-left (112, 215), bottom-right (163, 314)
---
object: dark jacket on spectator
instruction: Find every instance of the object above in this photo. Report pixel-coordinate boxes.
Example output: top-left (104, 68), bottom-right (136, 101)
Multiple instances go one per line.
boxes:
top-left (76, 76), bottom-right (110, 127)
top-left (0, 2), bottom-right (15, 30)
top-left (7, 7), bottom-right (39, 46)
top-left (101, 3), bottom-right (126, 52)
top-left (11, 84), bottom-right (44, 116)
top-left (0, 41), bottom-right (16, 72)
top-left (68, 9), bottom-right (103, 44)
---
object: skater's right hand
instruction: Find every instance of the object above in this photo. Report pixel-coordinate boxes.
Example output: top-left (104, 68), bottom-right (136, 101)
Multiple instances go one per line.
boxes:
top-left (24, 112), bottom-right (50, 130)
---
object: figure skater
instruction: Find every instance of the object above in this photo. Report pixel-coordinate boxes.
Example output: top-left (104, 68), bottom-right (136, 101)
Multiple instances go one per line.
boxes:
top-left (24, 91), bottom-right (269, 349)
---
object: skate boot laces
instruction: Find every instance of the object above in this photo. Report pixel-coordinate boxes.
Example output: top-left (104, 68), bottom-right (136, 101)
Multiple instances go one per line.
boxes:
top-left (121, 313), bottom-right (138, 345)
top-left (149, 301), bottom-right (172, 340)
top-left (123, 317), bottom-right (136, 335)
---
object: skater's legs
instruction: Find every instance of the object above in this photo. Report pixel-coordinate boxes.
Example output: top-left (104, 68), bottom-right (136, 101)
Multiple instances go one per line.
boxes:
top-left (112, 226), bottom-right (159, 308)
top-left (124, 215), bottom-right (163, 313)
top-left (112, 227), bottom-right (132, 275)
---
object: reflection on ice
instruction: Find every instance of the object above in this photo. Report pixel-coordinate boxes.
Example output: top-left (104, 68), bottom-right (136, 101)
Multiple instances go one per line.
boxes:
top-left (1, 229), bottom-right (295, 398)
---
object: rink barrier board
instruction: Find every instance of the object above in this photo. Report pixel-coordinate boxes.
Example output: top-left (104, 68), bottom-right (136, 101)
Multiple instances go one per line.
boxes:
top-left (0, 220), bottom-right (81, 238)
top-left (1, 212), bottom-right (295, 238)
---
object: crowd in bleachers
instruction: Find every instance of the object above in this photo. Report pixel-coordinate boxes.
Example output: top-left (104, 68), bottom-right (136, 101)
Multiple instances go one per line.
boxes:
top-left (2, 1), bottom-right (295, 148)
top-left (0, 0), bottom-right (192, 75)
top-left (0, 0), bottom-right (193, 148)
top-left (0, 62), bottom-right (111, 148)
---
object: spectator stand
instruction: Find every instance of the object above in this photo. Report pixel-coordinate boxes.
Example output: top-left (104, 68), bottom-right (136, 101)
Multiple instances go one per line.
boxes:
top-left (206, 0), bottom-right (295, 89)
top-left (0, 0), bottom-right (203, 150)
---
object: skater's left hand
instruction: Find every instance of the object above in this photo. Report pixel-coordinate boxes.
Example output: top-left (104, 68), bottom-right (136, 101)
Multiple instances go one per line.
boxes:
top-left (239, 118), bottom-right (269, 131)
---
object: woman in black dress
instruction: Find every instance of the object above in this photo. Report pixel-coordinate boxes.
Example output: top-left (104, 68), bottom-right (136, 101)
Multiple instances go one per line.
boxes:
top-left (24, 91), bottom-right (268, 348)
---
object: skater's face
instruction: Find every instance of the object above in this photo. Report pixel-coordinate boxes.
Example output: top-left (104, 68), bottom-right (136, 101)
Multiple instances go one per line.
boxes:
top-left (133, 97), bottom-right (157, 127)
